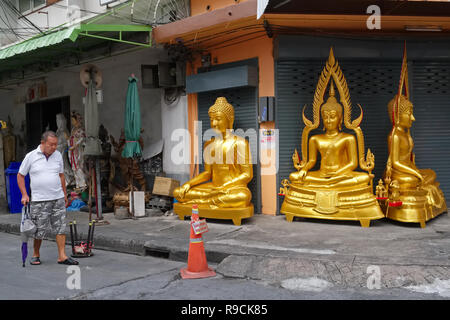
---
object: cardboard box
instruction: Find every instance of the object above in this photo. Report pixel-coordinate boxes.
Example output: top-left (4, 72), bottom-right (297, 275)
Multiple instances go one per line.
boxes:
top-left (152, 176), bottom-right (180, 197)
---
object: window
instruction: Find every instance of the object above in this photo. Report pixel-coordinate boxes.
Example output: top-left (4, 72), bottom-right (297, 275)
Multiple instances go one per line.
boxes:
top-left (19, 0), bottom-right (31, 13)
top-left (18, 0), bottom-right (46, 14)
top-left (33, 0), bottom-right (45, 7)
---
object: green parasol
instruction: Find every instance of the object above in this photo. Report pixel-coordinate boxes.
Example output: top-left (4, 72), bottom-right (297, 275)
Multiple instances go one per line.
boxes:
top-left (122, 76), bottom-right (142, 158)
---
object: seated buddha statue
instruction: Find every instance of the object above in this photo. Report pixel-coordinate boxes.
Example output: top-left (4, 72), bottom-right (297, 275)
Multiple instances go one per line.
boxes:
top-left (289, 82), bottom-right (371, 189)
top-left (281, 48), bottom-right (384, 227)
top-left (173, 97), bottom-right (254, 226)
top-left (382, 94), bottom-right (447, 227)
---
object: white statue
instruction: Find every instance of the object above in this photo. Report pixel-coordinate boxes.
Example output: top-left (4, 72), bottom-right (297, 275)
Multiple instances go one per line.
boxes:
top-left (56, 113), bottom-right (74, 187)
top-left (69, 111), bottom-right (87, 190)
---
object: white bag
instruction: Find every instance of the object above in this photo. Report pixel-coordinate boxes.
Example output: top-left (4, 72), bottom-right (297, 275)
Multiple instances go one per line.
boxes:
top-left (20, 204), bottom-right (36, 236)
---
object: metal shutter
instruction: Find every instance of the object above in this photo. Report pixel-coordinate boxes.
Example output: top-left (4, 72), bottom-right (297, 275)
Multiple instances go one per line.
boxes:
top-left (198, 87), bottom-right (261, 213)
top-left (411, 61), bottom-right (450, 198)
top-left (276, 59), bottom-right (402, 212)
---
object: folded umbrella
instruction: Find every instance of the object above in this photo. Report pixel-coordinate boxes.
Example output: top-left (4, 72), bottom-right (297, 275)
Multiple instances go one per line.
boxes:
top-left (20, 203), bottom-right (35, 267)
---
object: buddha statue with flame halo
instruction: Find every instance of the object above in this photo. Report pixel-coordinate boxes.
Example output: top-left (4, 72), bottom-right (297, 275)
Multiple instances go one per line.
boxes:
top-left (280, 48), bottom-right (384, 227)
top-left (382, 48), bottom-right (447, 227)
top-left (173, 97), bottom-right (254, 226)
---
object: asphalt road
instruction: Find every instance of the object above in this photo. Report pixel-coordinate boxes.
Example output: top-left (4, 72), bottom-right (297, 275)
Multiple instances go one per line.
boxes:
top-left (0, 233), bottom-right (445, 301)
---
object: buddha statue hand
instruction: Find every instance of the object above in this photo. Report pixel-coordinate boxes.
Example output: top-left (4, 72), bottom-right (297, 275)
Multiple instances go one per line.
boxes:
top-left (210, 186), bottom-right (227, 196)
top-left (177, 183), bottom-right (191, 199)
top-left (297, 169), bottom-right (308, 180)
top-left (418, 172), bottom-right (425, 182)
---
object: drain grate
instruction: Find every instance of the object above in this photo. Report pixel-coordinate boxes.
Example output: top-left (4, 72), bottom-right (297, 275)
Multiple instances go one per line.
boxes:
top-left (145, 248), bottom-right (170, 259)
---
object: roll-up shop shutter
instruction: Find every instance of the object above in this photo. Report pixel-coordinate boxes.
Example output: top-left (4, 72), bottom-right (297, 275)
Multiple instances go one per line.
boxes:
top-left (410, 61), bottom-right (450, 199)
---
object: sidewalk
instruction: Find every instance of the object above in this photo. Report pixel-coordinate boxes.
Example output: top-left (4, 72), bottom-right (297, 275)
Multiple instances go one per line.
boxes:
top-left (1, 208), bottom-right (450, 294)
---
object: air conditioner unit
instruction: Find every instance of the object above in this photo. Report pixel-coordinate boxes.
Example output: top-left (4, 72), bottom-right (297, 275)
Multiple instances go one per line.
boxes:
top-left (158, 61), bottom-right (185, 88)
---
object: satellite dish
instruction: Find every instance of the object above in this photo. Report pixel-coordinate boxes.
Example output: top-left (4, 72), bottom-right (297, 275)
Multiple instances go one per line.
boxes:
top-left (80, 64), bottom-right (102, 89)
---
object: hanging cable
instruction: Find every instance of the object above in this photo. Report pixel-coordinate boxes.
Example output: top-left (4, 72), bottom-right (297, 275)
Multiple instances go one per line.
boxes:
top-left (4, 0), bottom-right (44, 35)
top-left (0, 1), bottom-right (24, 40)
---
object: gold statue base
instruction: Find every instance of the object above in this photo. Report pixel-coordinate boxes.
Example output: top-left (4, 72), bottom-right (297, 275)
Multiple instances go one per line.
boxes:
top-left (281, 184), bottom-right (384, 227)
top-left (381, 186), bottom-right (447, 228)
top-left (173, 202), bottom-right (254, 226)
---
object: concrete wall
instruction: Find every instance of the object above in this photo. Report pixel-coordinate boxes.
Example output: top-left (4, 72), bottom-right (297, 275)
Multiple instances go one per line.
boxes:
top-left (0, 46), bottom-right (189, 178)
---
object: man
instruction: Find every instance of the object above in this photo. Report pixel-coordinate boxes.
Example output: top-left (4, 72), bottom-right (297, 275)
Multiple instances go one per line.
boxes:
top-left (17, 131), bottom-right (78, 265)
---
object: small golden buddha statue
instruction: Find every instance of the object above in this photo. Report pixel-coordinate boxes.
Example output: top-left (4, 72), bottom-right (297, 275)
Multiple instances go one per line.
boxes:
top-left (382, 55), bottom-right (447, 227)
top-left (376, 179), bottom-right (388, 199)
top-left (173, 97), bottom-right (253, 226)
top-left (280, 48), bottom-right (384, 227)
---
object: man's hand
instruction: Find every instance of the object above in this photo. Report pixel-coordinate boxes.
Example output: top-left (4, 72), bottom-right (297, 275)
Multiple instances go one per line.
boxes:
top-left (21, 194), bottom-right (30, 206)
top-left (64, 196), bottom-right (69, 208)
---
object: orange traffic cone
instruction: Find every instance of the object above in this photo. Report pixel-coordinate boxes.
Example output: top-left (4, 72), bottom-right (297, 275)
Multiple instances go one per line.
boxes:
top-left (180, 204), bottom-right (216, 279)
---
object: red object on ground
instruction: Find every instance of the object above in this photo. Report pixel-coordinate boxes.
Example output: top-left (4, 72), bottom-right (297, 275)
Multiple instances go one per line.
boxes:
top-left (180, 204), bottom-right (216, 279)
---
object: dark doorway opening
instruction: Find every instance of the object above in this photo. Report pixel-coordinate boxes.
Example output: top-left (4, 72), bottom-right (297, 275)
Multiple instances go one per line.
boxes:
top-left (26, 96), bottom-right (70, 152)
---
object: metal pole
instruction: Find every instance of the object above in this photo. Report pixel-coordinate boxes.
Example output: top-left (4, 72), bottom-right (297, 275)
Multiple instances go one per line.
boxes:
top-left (95, 159), bottom-right (103, 220)
top-left (88, 161), bottom-right (92, 223)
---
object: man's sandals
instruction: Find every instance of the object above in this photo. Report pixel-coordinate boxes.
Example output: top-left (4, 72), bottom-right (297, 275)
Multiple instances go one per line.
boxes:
top-left (30, 257), bottom-right (41, 265)
top-left (58, 257), bottom-right (79, 265)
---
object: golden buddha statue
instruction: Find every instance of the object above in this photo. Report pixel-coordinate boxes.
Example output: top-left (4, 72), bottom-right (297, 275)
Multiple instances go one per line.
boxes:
top-left (280, 48), bottom-right (384, 227)
top-left (381, 48), bottom-right (447, 227)
top-left (173, 97), bottom-right (254, 226)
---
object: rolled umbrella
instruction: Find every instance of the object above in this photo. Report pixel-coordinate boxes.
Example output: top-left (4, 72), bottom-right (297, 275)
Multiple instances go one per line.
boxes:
top-left (122, 75), bottom-right (142, 159)
top-left (21, 239), bottom-right (27, 268)
top-left (84, 78), bottom-right (103, 156)
top-left (122, 75), bottom-right (142, 218)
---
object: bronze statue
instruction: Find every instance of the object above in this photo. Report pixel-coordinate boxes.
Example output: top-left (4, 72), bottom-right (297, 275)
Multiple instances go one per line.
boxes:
top-left (280, 48), bottom-right (384, 227)
top-left (381, 47), bottom-right (447, 227)
top-left (173, 97), bottom-right (254, 226)
top-left (110, 129), bottom-right (146, 192)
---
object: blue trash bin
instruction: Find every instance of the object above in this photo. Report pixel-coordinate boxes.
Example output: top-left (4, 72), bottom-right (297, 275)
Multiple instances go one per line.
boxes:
top-left (5, 162), bottom-right (30, 214)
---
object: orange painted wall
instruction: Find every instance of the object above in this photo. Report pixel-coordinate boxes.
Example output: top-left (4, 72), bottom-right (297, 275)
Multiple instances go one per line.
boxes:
top-left (187, 35), bottom-right (277, 215)
top-left (190, 0), bottom-right (250, 16)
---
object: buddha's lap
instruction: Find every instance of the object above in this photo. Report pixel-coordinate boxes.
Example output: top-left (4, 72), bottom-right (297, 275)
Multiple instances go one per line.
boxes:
top-left (392, 169), bottom-right (436, 187)
top-left (290, 170), bottom-right (369, 182)
top-left (182, 184), bottom-right (251, 197)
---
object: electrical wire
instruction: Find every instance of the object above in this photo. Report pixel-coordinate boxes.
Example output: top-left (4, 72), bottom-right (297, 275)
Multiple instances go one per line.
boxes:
top-left (4, 0), bottom-right (44, 34)
top-left (0, 1), bottom-right (25, 40)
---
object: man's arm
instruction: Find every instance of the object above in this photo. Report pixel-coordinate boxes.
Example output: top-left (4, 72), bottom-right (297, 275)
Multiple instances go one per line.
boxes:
top-left (59, 173), bottom-right (68, 207)
top-left (17, 173), bottom-right (29, 205)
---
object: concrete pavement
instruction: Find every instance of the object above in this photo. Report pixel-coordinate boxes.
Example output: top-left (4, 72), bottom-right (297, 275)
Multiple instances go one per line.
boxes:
top-left (1, 208), bottom-right (450, 298)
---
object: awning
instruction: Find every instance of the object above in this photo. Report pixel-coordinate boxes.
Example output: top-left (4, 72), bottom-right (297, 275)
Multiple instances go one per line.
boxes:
top-left (0, 23), bottom-right (152, 75)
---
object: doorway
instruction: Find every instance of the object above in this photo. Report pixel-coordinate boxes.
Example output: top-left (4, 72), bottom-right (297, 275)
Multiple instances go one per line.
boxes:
top-left (26, 96), bottom-right (70, 152)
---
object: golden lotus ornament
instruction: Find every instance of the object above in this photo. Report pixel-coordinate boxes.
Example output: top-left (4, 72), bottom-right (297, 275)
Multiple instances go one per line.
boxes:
top-left (280, 48), bottom-right (384, 227)
top-left (173, 97), bottom-right (254, 226)
top-left (380, 46), bottom-right (447, 228)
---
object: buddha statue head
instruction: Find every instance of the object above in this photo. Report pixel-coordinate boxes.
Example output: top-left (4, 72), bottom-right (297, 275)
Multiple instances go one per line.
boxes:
top-left (321, 81), bottom-right (343, 131)
top-left (208, 97), bottom-right (235, 135)
top-left (388, 94), bottom-right (415, 128)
